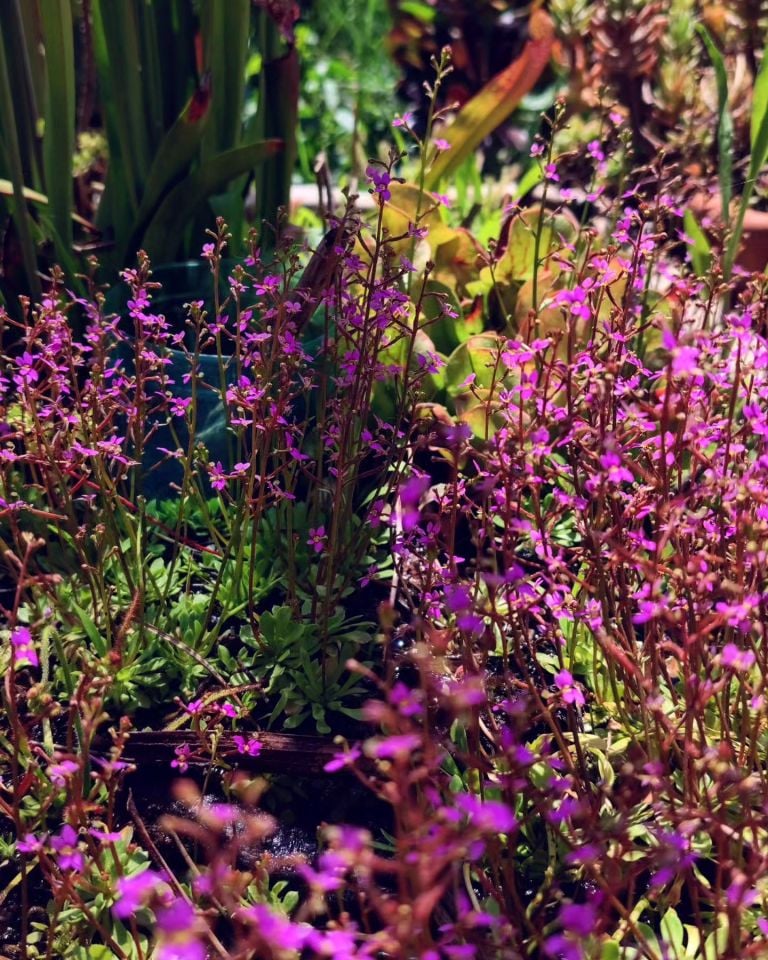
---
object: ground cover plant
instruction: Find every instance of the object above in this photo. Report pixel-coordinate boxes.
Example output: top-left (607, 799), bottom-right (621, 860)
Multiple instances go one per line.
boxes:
top-left (4, 3), bottom-right (768, 960)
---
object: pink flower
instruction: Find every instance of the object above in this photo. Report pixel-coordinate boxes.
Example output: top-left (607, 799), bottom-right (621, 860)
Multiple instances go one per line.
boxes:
top-left (433, 138), bottom-right (451, 152)
top-left (307, 526), bottom-right (327, 554)
top-left (208, 461), bottom-right (227, 492)
top-left (17, 834), bottom-right (43, 856)
top-left (324, 747), bottom-right (361, 772)
top-left (554, 669), bottom-right (586, 708)
top-left (11, 626), bottom-right (38, 669)
top-left (238, 903), bottom-right (312, 951)
top-left (721, 643), bottom-right (756, 672)
top-left (48, 760), bottom-right (79, 787)
top-left (365, 733), bottom-right (422, 759)
top-left (51, 824), bottom-right (84, 872)
top-left (171, 744), bottom-right (192, 773)
top-left (113, 869), bottom-right (165, 918)
top-left (454, 794), bottom-right (517, 833)
top-left (233, 734), bottom-right (262, 757)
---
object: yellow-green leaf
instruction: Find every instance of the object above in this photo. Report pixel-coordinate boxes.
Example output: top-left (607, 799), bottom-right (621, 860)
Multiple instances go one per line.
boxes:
top-left (425, 10), bottom-right (554, 190)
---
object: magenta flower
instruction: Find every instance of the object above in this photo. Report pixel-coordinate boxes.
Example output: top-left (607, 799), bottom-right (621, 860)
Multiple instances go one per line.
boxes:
top-left (89, 827), bottom-right (124, 843)
top-left (11, 626), bottom-right (38, 669)
top-left (157, 944), bottom-right (206, 960)
top-left (554, 669), bottom-right (586, 708)
top-left (51, 824), bottom-right (84, 872)
top-left (366, 165), bottom-right (392, 203)
top-left (392, 111), bottom-right (414, 127)
top-left (721, 643), bottom-right (756, 673)
top-left (307, 526), bottom-right (327, 554)
top-left (544, 933), bottom-right (583, 960)
top-left (366, 733), bottom-right (422, 759)
top-left (157, 897), bottom-right (197, 934)
top-left (599, 450), bottom-right (633, 485)
top-left (113, 869), bottom-right (164, 918)
top-left (233, 734), bottom-right (262, 757)
top-left (48, 760), bottom-right (79, 787)
top-left (238, 903), bottom-right (312, 951)
top-left (171, 743), bottom-right (191, 772)
top-left (559, 900), bottom-right (598, 937)
top-left (454, 794), bottom-right (517, 834)
top-left (324, 746), bottom-right (362, 772)
top-left (208, 461), bottom-right (227, 492)
top-left (17, 834), bottom-right (43, 856)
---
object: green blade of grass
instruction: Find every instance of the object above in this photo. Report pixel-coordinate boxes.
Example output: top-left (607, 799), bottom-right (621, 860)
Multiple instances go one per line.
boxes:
top-left (2, 0), bottom-right (41, 188)
top-left (0, 18), bottom-right (40, 299)
top-left (118, 80), bottom-right (213, 265)
top-left (724, 39), bottom-right (768, 277)
top-left (136, 0), bottom-right (165, 152)
top-left (91, 0), bottom-right (149, 219)
top-left (696, 24), bottom-right (733, 221)
top-left (199, 0), bottom-right (250, 157)
top-left (424, 9), bottom-right (554, 191)
top-left (140, 139), bottom-right (283, 261)
top-left (683, 208), bottom-right (712, 276)
top-left (750, 41), bottom-right (768, 174)
top-left (40, 0), bottom-right (75, 248)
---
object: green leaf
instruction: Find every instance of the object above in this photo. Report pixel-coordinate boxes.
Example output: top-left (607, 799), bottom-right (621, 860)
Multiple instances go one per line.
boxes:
top-left (399, 1), bottom-right (436, 21)
top-left (661, 908), bottom-right (685, 958)
top-left (696, 25), bottom-right (732, 220)
top-left (0, 26), bottom-right (40, 298)
top-left (40, 0), bottom-right (75, 248)
top-left (140, 139), bottom-right (282, 261)
top-left (71, 946), bottom-right (116, 960)
top-left (425, 10), bottom-right (554, 189)
top-left (683, 208), bottom-right (712, 276)
top-left (120, 81), bottom-right (213, 264)
top-left (444, 333), bottom-right (504, 398)
top-left (69, 600), bottom-right (107, 657)
top-left (636, 921), bottom-right (664, 960)
top-left (683, 924), bottom-right (701, 959)
top-left (199, 0), bottom-right (250, 157)
top-left (751, 43), bottom-right (768, 174)
top-left (91, 0), bottom-right (149, 215)
top-left (515, 162), bottom-right (545, 204)
top-left (703, 917), bottom-right (728, 960)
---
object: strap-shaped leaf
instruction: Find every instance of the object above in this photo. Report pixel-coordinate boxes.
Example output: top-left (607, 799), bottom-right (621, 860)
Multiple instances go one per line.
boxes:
top-left (140, 139), bottom-right (283, 261)
top-left (0, 18), bottom-right (39, 298)
top-left (724, 43), bottom-right (768, 277)
top-left (425, 10), bottom-right (554, 190)
top-left (199, 0), bottom-right (250, 157)
top-left (40, 0), bottom-right (75, 247)
top-left (696, 25), bottom-right (732, 220)
top-left (751, 43), bottom-right (768, 175)
top-left (119, 81), bottom-right (213, 265)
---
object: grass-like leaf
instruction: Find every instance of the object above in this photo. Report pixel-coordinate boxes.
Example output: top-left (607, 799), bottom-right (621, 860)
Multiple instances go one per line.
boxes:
top-left (696, 25), bottom-right (732, 221)
top-left (40, 0), bottom-right (75, 248)
top-left (140, 139), bottom-right (283, 261)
